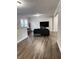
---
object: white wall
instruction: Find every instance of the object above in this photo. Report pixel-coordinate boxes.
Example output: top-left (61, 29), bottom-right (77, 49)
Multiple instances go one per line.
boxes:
top-left (53, 14), bottom-right (58, 32)
top-left (17, 16), bottom-right (28, 43)
top-left (17, 28), bottom-right (28, 43)
top-left (54, 1), bottom-right (61, 51)
top-left (29, 16), bottom-right (53, 31)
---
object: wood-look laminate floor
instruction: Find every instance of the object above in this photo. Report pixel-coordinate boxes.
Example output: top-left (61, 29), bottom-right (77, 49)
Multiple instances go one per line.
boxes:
top-left (17, 32), bottom-right (61, 59)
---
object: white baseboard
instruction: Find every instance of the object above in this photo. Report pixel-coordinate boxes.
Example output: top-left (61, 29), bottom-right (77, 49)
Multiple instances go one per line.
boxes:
top-left (17, 36), bottom-right (28, 43)
top-left (57, 40), bottom-right (61, 52)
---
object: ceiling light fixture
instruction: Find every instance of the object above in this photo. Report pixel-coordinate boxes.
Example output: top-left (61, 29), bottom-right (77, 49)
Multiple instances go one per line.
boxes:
top-left (17, 0), bottom-right (23, 7)
top-left (17, 1), bottom-right (22, 4)
top-left (33, 13), bottom-right (43, 17)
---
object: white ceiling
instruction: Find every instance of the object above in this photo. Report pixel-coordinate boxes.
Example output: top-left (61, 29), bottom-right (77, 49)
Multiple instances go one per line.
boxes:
top-left (17, 0), bottom-right (60, 17)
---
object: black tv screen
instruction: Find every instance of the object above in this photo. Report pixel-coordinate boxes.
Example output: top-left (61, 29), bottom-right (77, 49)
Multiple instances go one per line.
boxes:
top-left (40, 21), bottom-right (49, 27)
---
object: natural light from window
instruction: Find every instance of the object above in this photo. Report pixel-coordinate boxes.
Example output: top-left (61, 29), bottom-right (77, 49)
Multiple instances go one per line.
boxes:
top-left (20, 19), bottom-right (28, 28)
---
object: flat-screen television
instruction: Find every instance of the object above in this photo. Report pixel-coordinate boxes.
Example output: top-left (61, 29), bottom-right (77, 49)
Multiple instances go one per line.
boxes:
top-left (40, 21), bottom-right (49, 27)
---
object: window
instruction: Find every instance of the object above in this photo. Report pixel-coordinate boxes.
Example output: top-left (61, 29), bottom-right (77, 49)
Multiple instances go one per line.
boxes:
top-left (20, 19), bottom-right (28, 28)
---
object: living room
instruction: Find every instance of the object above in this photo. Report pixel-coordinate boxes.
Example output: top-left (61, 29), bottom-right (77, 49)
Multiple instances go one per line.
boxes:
top-left (1, 0), bottom-right (79, 59)
top-left (17, 14), bottom-right (53, 42)
top-left (17, 0), bottom-right (61, 59)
